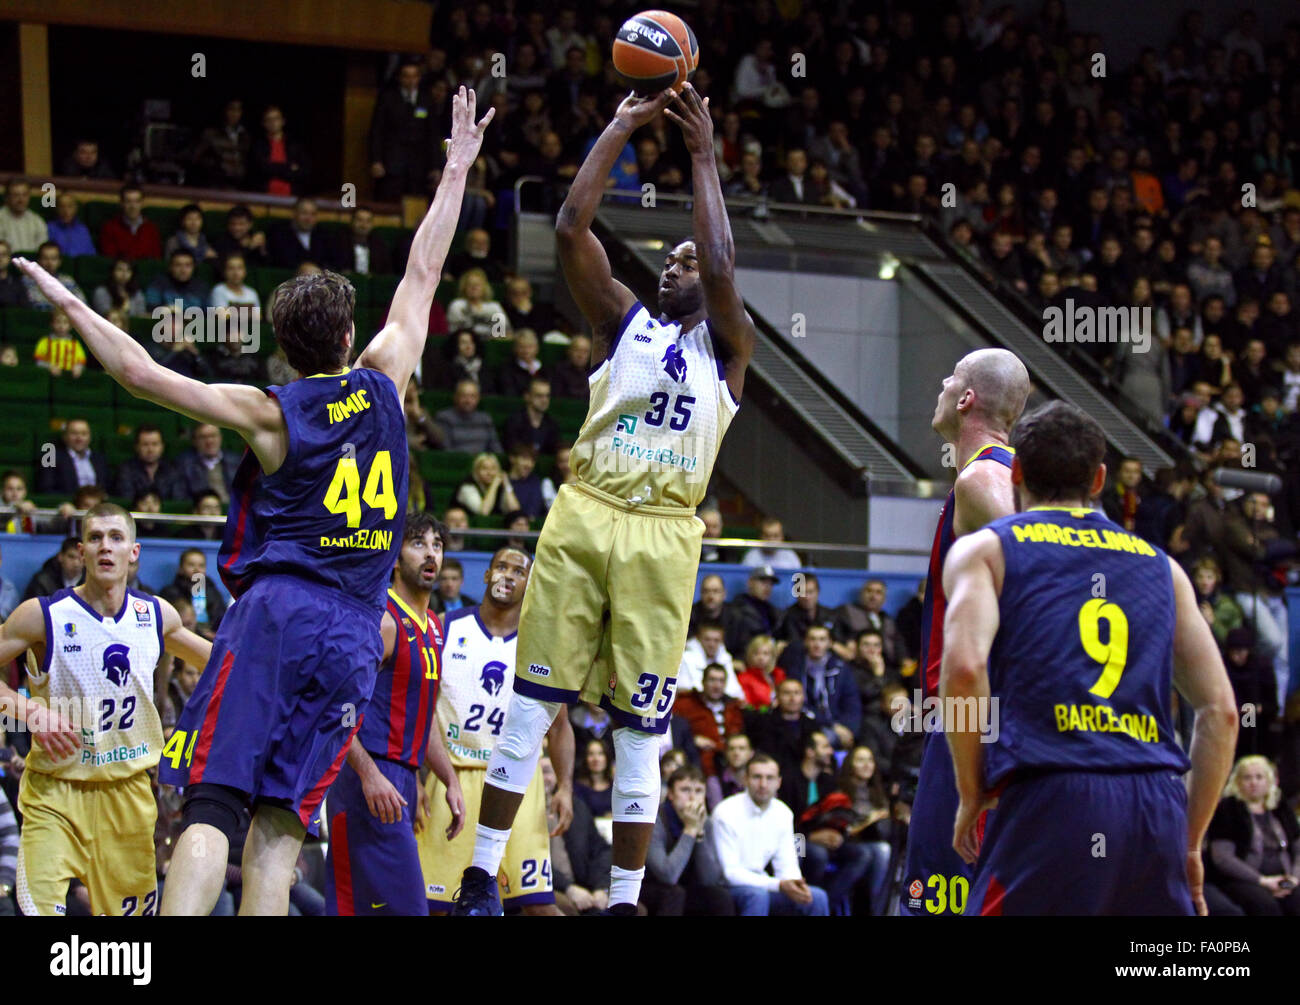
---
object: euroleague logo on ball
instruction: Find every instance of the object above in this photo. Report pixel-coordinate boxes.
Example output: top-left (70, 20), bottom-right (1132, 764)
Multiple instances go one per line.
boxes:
top-left (612, 9), bottom-right (698, 95)
top-left (909, 880), bottom-right (924, 899)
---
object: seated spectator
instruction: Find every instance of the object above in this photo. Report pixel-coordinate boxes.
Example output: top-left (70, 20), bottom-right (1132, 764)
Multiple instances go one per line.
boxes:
top-left (159, 548), bottom-right (227, 641)
top-left (2, 469), bottom-right (38, 534)
top-left (850, 628), bottom-right (901, 709)
top-left (1101, 456), bottom-right (1145, 532)
top-left (548, 335), bottom-right (591, 404)
top-left (167, 423), bottom-right (240, 504)
top-left (23, 242), bottom-right (86, 310)
top-left (642, 765), bottom-right (734, 917)
top-left (725, 147), bottom-right (766, 199)
top-left (1223, 629), bottom-right (1276, 759)
top-left (99, 185), bottom-right (163, 261)
top-left (706, 733), bottom-right (752, 812)
top-left (402, 380), bottom-right (444, 450)
top-left (47, 194), bottom-right (96, 258)
top-left (573, 738), bottom-right (613, 819)
top-left (434, 380), bottom-right (502, 454)
top-left (783, 729), bottom-right (873, 915)
top-left (740, 516), bottom-right (802, 570)
top-left (674, 664), bottom-right (746, 775)
top-left (124, 554), bottom-right (156, 595)
top-left (737, 634), bottom-right (786, 711)
top-left (210, 321), bottom-right (265, 383)
top-left (539, 443), bottom-right (572, 511)
top-left (431, 557), bottom-right (477, 615)
top-left (156, 307), bottom-right (213, 379)
top-left (835, 745), bottom-right (894, 916)
top-left (60, 138), bottom-right (116, 179)
top-left (543, 755), bottom-right (610, 914)
top-left (454, 452), bottom-right (520, 518)
top-left (1206, 756), bottom-right (1300, 916)
top-left (36, 418), bottom-right (108, 494)
top-left (446, 267), bottom-right (508, 341)
top-left (775, 572), bottom-right (836, 649)
top-left (505, 443), bottom-right (546, 518)
top-left (340, 207), bottom-right (392, 275)
top-left (268, 198), bottom-right (337, 270)
top-left (724, 564), bottom-right (780, 656)
top-left (444, 228), bottom-right (505, 284)
top-left (164, 204), bottom-right (219, 263)
top-left (441, 505), bottom-right (470, 553)
top-left (34, 309), bottom-right (86, 378)
top-left (689, 572), bottom-right (728, 635)
top-left (211, 205), bottom-right (268, 266)
top-left (495, 329), bottom-right (548, 399)
top-left (190, 490), bottom-right (225, 542)
top-left (22, 537), bottom-right (83, 600)
top-left (146, 250), bottom-right (210, 313)
top-left (132, 489), bottom-right (165, 537)
top-left (679, 622), bottom-right (742, 697)
top-left (250, 104), bottom-right (310, 196)
top-left (209, 253), bottom-right (261, 325)
top-left (833, 579), bottom-right (906, 667)
top-left (112, 424), bottom-right (176, 501)
top-left (1191, 557), bottom-right (1245, 648)
top-left (711, 754), bottom-right (829, 916)
top-left (0, 241), bottom-right (30, 308)
top-left (54, 485), bottom-right (106, 538)
top-left (0, 178), bottom-right (48, 253)
top-left (503, 276), bottom-right (557, 336)
top-left (441, 329), bottom-right (490, 391)
top-left (502, 378), bottom-right (561, 456)
top-left (502, 510), bottom-right (532, 553)
top-left (92, 258), bottom-right (147, 317)
top-left (782, 624), bottom-right (862, 751)
top-left (0, 343), bottom-right (15, 366)
top-left (191, 99), bottom-right (250, 189)
top-left (746, 677), bottom-right (818, 774)
top-left (0, 544), bottom-right (18, 620)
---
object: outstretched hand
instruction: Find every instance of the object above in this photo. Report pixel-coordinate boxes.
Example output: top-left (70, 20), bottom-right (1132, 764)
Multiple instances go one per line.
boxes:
top-left (663, 83), bottom-right (713, 156)
top-left (614, 89), bottom-right (676, 131)
top-left (13, 257), bottom-right (72, 310)
top-left (444, 86), bottom-right (495, 174)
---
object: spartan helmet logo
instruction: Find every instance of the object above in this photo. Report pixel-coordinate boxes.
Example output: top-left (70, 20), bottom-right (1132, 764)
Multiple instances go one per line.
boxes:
top-left (102, 643), bottom-right (131, 687)
top-left (661, 344), bottom-right (688, 383)
top-left (479, 660), bottom-right (507, 696)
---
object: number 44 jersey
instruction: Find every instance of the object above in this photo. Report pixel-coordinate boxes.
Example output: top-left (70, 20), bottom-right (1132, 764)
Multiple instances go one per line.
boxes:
top-left (438, 607), bottom-right (519, 769)
top-left (982, 506), bottom-right (1191, 785)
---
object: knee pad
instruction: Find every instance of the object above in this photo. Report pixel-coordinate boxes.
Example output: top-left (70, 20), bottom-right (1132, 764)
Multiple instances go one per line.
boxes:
top-left (180, 783), bottom-right (249, 841)
top-left (488, 693), bottom-right (559, 793)
top-left (612, 727), bottom-right (661, 822)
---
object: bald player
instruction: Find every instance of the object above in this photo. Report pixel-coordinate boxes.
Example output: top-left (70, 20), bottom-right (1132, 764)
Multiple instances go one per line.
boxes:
top-left (899, 348), bottom-right (1030, 917)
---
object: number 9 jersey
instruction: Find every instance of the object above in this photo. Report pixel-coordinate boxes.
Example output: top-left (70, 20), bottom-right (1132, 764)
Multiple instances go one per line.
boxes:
top-left (218, 366), bottom-right (409, 610)
top-left (982, 506), bottom-right (1191, 784)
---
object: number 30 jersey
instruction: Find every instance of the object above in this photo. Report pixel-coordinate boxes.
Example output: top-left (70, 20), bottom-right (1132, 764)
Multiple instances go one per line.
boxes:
top-left (437, 607), bottom-right (518, 769)
top-left (219, 366), bottom-right (409, 610)
top-left (570, 302), bottom-right (739, 509)
top-left (983, 507), bottom-right (1191, 785)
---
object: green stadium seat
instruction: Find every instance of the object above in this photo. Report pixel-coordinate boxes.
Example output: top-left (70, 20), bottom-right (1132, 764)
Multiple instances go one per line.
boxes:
top-left (49, 404), bottom-right (114, 435)
top-left (482, 339), bottom-right (513, 369)
top-left (143, 207), bottom-right (180, 240)
top-left (416, 451), bottom-right (473, 486)
top-left (0, 364), bottom-right (51, 401)
top-left (478, 394), bottom-right (517, 425)
top-left (420, 390), bottom-right (453, 413)
top-left (435, 279), bottom-right (457, 306)
top-left (368, 274), bottom-right (401, 309)
top-left (31, 493), bottom-right (68, 509)
top-left (51, 368), bottom-right (114, 407)
top-left (344, 272), bottom-right (372, 311)
top-left (73, 255), bottom-right (115, 292)
top-left (251, 266), bottom-right (294, 304)
top-left (103, 433), bottom-right (135, 467)
top-left (81, 202), bottom-right (117, 237)
top-left (134, 259), bottom-right (166, 289)
top-left (0, 429), bottom-right (35, 466)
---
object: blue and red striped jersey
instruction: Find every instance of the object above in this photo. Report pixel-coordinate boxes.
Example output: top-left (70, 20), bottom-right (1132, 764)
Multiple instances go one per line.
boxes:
top-left (357, 589), bottom-right (442, 768)
top-left (219, 366), bottom-right (409, 610)
top-left (918, 443), bottom-right (1015, 699)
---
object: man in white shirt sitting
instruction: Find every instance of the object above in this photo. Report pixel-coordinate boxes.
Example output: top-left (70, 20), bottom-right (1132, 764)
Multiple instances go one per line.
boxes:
top-left (678, 622), bottom-right (743, 698)
top-left (711, 753), bottom-right (828, 916)
top-left (741, 517), bottom-right (802, 570)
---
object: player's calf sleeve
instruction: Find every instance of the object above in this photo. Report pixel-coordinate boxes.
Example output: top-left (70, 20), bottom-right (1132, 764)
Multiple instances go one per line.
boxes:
top-left (611, 726), bottom-right (660, 823)
top-left (486, 692), bottom-right (559, 794)
top-left (470, 823), bottom-right (512, 878)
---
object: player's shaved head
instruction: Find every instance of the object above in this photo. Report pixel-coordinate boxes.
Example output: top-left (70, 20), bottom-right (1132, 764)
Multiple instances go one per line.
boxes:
top-left (957, 349), bottom-right (1030, 432)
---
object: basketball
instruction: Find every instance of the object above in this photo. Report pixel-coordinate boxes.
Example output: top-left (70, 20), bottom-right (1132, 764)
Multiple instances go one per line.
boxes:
top-left (612, 10), bottom-right (698, 95)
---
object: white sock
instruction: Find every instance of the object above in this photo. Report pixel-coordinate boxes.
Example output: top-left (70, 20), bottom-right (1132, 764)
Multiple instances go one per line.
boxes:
top-left (471, 823), bottom-right (511, 877)
top-left (609, 865), bottom-right (645, 907)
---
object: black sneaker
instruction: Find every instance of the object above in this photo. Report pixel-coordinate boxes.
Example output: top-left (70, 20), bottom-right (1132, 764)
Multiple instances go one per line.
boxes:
top-left (602, 902), bottom-right (638, 916)
top-left (450, 867), bottom-right (502, 916)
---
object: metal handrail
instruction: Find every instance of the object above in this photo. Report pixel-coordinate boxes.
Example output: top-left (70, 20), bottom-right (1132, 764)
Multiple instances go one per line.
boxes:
top-left (0, 506), bottom-right (930, 557)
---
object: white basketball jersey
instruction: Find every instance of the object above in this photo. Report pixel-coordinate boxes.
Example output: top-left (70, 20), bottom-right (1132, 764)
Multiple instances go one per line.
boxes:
top-left (26, 587), bottom-right (164, 781)
top-left (437, 607), bottom-right (517, 769)
top-left (571, 303), bottom-right (739, 508)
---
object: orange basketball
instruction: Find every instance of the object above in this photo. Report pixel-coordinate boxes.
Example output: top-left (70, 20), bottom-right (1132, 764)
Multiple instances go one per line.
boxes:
top-left (611, 10), bottom-right (699, 95)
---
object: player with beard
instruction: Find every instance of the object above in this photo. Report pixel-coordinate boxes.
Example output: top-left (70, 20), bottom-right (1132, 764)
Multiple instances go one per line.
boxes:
top-left (421, 548), bottom-right (574, 915)
top-left (900, 349), bottom-right (1030, 917)
top-left (324, 512), bottom-right (461, 915)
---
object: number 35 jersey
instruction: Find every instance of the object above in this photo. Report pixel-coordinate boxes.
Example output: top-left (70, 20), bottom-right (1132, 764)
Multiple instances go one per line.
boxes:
top-left (983, 507), bottom-right (1191, 785)
top-left (570, 302), bottom-right (739, 509)
top-left (438, 607), bottom-right (519, 769)
top-left (26, 588), bottom-right (164, 781)
top-left (219, 366), bottom-right (409, 610)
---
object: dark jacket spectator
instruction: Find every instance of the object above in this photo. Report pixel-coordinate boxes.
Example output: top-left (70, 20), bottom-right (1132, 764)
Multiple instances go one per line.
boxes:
top-left (561, 794), bottom-right (612, 895)
top-left (1206, 783), bottom-right (1300, 917)
top-left (248, 113), bottom-right (311, 196)
top-left (368, 69), bottom-right (438, 201)
top-left (781, 646), bottom-right (863, 750)
top-left (166, 444), bottom-right (241, 504)
top-left (723, 573), bottom-right (781, 656)
top-left (22, 543), bottom-right (84, 601)
top-left (268, 219), bottom-right (339, 271)
top-left (113, 456), bottom-right (179, 502)
top-left (36, 444), bottom-right (110, 495)
top-left (160, 571), bottom-right (228, 636)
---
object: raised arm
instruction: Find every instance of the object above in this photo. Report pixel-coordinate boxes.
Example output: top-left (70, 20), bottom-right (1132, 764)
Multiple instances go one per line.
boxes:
top-left (664, 83), bottom-right (756, 401)
top-left (555, 90), bottom-right (675, 367)
top-left (358, 86), bottom-right (494, 395)
top-left (1168, 556), bottom-right (1239, 914)
top-left (14, 258), bottom-right (286, 471)
top-left (939, 529), bottom-right (1003, 864)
